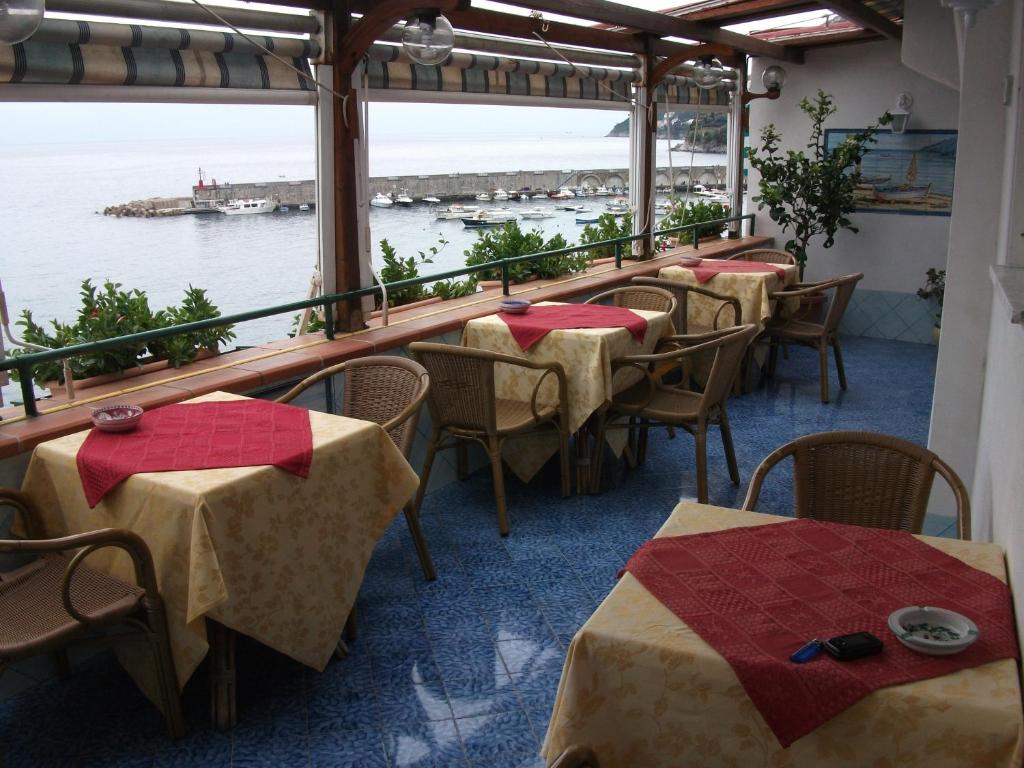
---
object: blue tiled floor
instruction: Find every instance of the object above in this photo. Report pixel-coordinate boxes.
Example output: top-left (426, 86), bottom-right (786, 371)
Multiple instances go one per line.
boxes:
top-left (0, 336), bottom-right (947, 767)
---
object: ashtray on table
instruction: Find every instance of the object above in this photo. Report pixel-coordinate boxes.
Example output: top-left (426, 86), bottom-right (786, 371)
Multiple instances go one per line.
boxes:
top-left (499, 299), bottom-right (531, 314)
top-left (91, 404), bottom-right (144, 432)
top-left (888, 606), bottom-right (979, 656)
top-left (679, 256), bottom-right (703, 267)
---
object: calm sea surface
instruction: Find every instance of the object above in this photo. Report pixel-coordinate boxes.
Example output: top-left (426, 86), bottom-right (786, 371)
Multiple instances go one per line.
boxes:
top-left (0, 135), bottom-right (724, 368)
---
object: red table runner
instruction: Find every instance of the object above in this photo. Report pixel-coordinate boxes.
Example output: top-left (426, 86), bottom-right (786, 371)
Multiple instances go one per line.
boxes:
top-left (686, 259), bottom-right (788, 284)
top-left (623, 519), bottom-right (1019, 747)
top-left (77, 400), bottom-right (313, 507)
top-left (498, 304), bottom-right (648, 350)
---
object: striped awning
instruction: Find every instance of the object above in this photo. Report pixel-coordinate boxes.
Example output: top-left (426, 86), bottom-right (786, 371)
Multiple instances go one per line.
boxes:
top-left (0, 19), bottom-right (317, 90)
top-left (365, 44), bottom-right (732, 107)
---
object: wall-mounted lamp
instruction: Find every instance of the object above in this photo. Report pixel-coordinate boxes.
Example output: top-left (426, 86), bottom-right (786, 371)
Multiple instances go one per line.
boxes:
top-left (0, 0), bottom-right (44, 44)
top-left (743, 64), bottom-right (787, 104)
top-left (890, 92), bottom-right (913, 134)
top-left (401, 8), bottom-right (454, 66)
top-left (692, 56), bottom-right (725, 90)
top-left (941, 0), bottom-right (1001, 29)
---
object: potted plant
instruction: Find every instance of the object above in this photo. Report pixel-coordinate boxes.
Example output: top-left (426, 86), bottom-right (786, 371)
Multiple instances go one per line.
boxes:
top-left (657, 199), bottom-right (729, 246)
top-left (465, 222), bottom-right (586, 286)
top-left (749, 90), bottom-right (891, 278)
top-left (917, 267), bottom-right (945, 342)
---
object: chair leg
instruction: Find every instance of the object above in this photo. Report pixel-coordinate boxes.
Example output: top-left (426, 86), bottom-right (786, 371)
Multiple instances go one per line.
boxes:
top-left (487, 435), bottom-right (510, 536)
top-left (818, 340), bottom-right (830, 403)
top-left (403, 503), bottom-right (436, 581)
top-left (719, 408), bottom-right (740, 485)
top-left (637, 419), bottom-right (650, 465)
top-left (456, 442), bottom-right (468, 481)
top-left (590, 415), bottom-right (608, 494)
top-left (695, 423), bottom-right (709, 504)
top-left (412, 428), bottom-right (441, 518)
top-left (208, 620), bottom-right (236, 732)
top-left (559, 426), bottom-right (572, 499)
top-left (832, 337), bottom-right (847, 390)
top-left (767, 337), bottom-right (779, 378)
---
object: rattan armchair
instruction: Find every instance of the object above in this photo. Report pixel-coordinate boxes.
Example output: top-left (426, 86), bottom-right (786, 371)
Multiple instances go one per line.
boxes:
top-left (276, 355), bottom-right (435, 580)
top-left (764, 273), bottom-right (863, 403)
top-left (0, 488), bottom-right (184, 738)
top-left (742, 431), bottom-right (971, 539)
top-left (593, 324), bottom-right (757, 502)
top-left (630, 276), bottom-right (740, 335)
top-left (409, 342), bottom-right (570, 537)
top-left (727, 248), bottom-right (797, 266)
top-left (584, 285), bottom-right (678, 317)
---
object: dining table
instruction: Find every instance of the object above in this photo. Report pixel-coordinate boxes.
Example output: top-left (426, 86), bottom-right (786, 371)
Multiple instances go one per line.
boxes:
top-left (542, 503), bottom-right (1024, 767)
top-left (18, 390), bottom-right (420, 728)
top-left (461, 301), bottom-right (675, 492)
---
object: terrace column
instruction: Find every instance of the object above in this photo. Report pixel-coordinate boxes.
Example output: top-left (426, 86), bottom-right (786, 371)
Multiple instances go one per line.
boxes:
top-left (727, 56), bottom-right (746, 238)
top-left (630, 47), bottom-right (656, 259)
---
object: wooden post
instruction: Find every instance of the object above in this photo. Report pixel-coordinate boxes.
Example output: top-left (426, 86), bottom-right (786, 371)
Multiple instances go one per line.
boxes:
top-left (629, 40), bottom-right (656, 260)
top-left (727, 55), bottom-right (747, 238)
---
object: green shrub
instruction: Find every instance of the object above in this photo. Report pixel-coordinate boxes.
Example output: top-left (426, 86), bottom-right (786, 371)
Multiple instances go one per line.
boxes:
top-left (579, 213), bottom-right (632, 259)
top-left (375, 236), bottom-right (448, 308)
top-left (13, 279), bottom-right (234, 386)
top-left (464, 223), bottom-right (587, 284)
top-left (429, 277), bottom-right (478, 300)
top-left (657, 199), bottom-right (729, 244)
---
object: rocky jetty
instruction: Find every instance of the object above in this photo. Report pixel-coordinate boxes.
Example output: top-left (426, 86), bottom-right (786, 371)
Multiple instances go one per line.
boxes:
top-left (103, 197), bottom-right (195, 217)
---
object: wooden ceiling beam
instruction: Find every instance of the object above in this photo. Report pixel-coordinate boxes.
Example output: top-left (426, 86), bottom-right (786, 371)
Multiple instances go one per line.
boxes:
top-left (494, 0), bottom-right (803, 62)
top-left (682, 0), bottom-right (819, 25)
top-left (821, 0), bottom-right (902, 39)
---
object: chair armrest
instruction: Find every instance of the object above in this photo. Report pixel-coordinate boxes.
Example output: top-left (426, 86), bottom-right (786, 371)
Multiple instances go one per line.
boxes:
top-left (0, 488), bottom-right (46, 539)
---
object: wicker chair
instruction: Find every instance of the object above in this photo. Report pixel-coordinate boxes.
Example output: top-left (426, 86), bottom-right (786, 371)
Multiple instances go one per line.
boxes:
top-left (764, 273), bottom-right (863, 403)
top-left (0, 488), bottom-right (184, 738)
top-left (276, 356), bottom-right (435, 580)
top-left (409, 342), bottom-right (570, 537)
top-left (584, 285), bottom-right (678, 317)
top-left (742, 432), bottom-right (971, 539)
top-left (594, 324), bottom-right (757, 502)
top-left (551, 745), bottom-right (601, 768)
top-left (727, 248), bottom-right (797, 266)
top-left (630, 276), bottom-right (740, 335)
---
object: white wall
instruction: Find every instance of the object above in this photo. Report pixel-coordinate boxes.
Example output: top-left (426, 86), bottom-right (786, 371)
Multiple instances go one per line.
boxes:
top-left (748, 40), bottom-right (959, 293)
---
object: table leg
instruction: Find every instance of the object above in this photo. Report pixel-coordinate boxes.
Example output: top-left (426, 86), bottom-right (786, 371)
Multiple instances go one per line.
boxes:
top-left (574, 428), bottom-right (592, 495)
top-left (208, 620), bottom-right (237, 731)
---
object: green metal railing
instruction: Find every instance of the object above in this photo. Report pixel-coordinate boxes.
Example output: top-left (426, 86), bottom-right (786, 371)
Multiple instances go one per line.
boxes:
top-left (3, 213), bottom-right (754, 417)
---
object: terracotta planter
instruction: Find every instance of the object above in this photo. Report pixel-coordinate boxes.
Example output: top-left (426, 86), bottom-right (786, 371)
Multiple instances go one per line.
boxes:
top-left (478, 275), bottom-right (541, 290)
top-left (46, 348), bottom-right (219, 392)
top-left (369, 295), bottom-right (443, 319)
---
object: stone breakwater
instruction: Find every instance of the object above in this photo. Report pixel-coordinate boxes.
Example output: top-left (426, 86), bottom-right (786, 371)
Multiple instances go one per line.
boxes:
top-left (102, 197), bottom-right (197, 217)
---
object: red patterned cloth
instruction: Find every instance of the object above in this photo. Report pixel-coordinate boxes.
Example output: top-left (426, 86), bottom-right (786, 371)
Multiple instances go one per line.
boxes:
top-left (687, 259), bottom-right (788, 284)
top-left (498, 304), bottom-right (648, 350)
top-left (623, 519), bottom-right (1019, 747)
top-left (77, 400), bottom-right (313, 507)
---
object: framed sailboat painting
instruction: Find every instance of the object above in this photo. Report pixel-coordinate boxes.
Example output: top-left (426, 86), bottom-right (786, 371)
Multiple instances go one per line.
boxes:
top-left (824, 128), bottom-right (957, 216)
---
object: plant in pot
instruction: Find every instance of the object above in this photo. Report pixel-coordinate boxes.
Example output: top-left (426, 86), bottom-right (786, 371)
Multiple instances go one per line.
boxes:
top-left (749, 90), bottom-right (891, 279)
top-left (657, 199), bottom-right (729, 246)
top-left (374, 236), bottom-right (449, 309)
top-left (917, 267), bottom-right (945, 341)
top-left (464, 222), bottom-right (584, 285)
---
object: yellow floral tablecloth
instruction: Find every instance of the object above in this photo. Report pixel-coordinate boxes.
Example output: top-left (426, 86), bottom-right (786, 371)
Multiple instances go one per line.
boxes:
top-left (19, 391), bottom-right (419, 703)
top-left (659, 260), bottom-right (799, 331)
top-left (542, 503), bottom-right (1024, 768)
top-left (461, 303), bottom-right (674, 482)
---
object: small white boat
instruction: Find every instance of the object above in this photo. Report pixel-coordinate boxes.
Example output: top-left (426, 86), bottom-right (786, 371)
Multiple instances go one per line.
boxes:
top-left (279, 205), bottom-right (290, 212)
top-left (219, 198), bottom-right (277, 215)
top-left (394, 191), bottom-right (414, 206)
top-left (519, 207), bottom-right (555, 220)
top-left (605, 202), bottom-right (630, 216)
top-left (370, 193), bottom-right (394, 208)
top-left (594, 186), bottom-right (611, 196)
top-left (476, 193), bottom-right (492, 202)
top-left (423, 196), bottom-right (441, 204)
top-left (654, 202), bottom-right (672, 214)
top-left (462, 210), bottom-right (518, 228)
top-left (531, 192), bottom-right (549, 200)
top-left (493, 189), bottom-right (509, 201)
top-left (551, 188), bottom-right (576, 199)
top-left (435, 204), bottom-right (479, 220)
top-left (299, 203), bottom-right (311, 211)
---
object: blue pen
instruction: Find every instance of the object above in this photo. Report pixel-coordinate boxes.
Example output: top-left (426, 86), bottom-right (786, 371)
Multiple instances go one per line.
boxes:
top-left (790, 639), bottom-right (823, 663)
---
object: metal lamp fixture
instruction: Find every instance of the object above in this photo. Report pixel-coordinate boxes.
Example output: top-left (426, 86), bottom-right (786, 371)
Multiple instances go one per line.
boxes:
top-left (692, 56), bottom-right (724, 90)
top-left (941, 0), bottom-right (1001, 28)
top-left (0, 0), bottom-right (44, 44)
top-left (401, 9), bottom-right (454, 66)
top-left (890, 92), bottom-right (913, 134)
top-left (743, 64), bottom-right (787, 104)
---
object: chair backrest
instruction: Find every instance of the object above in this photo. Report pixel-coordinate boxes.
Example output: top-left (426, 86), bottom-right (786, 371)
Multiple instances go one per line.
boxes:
top-left (275, 356), bottom-right (429, 459)
top-left (728, 248), bottom-right (797, 266)
top-left (585, 286), bottom-right (677, 317)
top-left (694, 324), bottom-right (757, 410)
top-left (631, 276), bottom-right (741, 334)
top-left (409, 342), bottom-right (499, 434)
top-left (742, 431), bottom-right (971, 539)
top-left (820, 273), bottom-right (863, 334)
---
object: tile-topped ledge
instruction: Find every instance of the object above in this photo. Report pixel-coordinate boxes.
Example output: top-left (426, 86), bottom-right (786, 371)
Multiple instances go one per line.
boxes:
top-left (991, 264), bottom-right (1024, 325)
top-left (0, 235), bottom-right (772, 459)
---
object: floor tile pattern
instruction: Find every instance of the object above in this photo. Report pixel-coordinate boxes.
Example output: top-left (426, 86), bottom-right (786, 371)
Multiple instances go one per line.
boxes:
top-left (0, 337), bottom-right (946, 767)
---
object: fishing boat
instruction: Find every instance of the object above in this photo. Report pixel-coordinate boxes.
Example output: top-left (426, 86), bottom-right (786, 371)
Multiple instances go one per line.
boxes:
top-left (434, 204), bottom-right (479, 220)
top-left (519, 207), bottom-right (555, 220)
top-left (423, 195), bottom-right (441, 204)
top-left (872, 154), bottom-right (931, 202)
top-left (475, 192), bottom-right (492, 202)
top-left (594, 186), bottom-right (611, 196)
top-left (219, 198), bottom-right (277, 215)
top-left (531, 192), bottom-right (549, 199)
top-left (370, 193), bottom-right (394, 208)
top-left (551, 188), bottom-right (576, 199)
top-left (493, 189), bottom-right (509, 201)
top-left (394, 190), bottom-right (414, 206)
top-left (462, 210), bottom-right (518, 228)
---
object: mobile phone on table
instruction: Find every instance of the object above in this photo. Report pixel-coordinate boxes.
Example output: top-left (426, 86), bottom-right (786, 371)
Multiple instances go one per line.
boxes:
top-left (823, 632), bottom-right (883, 661)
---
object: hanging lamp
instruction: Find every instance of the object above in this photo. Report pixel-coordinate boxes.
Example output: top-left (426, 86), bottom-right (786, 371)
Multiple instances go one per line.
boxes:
top-left (401, 9), bottom-right (454, 66)
top-left (0, 0), bottom-right (44, 44)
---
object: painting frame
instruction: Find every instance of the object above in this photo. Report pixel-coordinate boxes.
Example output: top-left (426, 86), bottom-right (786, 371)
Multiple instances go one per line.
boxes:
top-left (824, 128), bottom-right (958, 217)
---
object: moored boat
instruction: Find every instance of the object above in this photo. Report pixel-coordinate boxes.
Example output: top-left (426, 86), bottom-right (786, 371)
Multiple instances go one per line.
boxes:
top-left (219, 198), bottom-right (277, 215)
top-left (519, 207), bottom-right (555, 220)
top-left (475, 192), bottom-right (492, 202)
top-left (435, 204), bottom-right (479, 220)
top-left (462, 210), bottom-right (518, 228)
top-left (493, 189), bottom-right (509, 201)
top-left (423, 195), bottom-right (441, 204)
top-left (370, 193), bottom-right (394, 208)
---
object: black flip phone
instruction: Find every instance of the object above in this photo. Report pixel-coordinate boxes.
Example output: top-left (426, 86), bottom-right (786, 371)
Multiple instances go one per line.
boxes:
top-left (823, 632), bottom-right (883, 661)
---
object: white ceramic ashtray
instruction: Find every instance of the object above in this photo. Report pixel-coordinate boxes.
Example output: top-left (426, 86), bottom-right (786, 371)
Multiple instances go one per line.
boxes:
top-left (499, 299), bottom-right (531, 314)
top-left (91, 404), bottom-right (144, 433)
top-left (888, 606), bottom-right (979, 656)
top-left (679, 256), bottom-right (703, 267)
